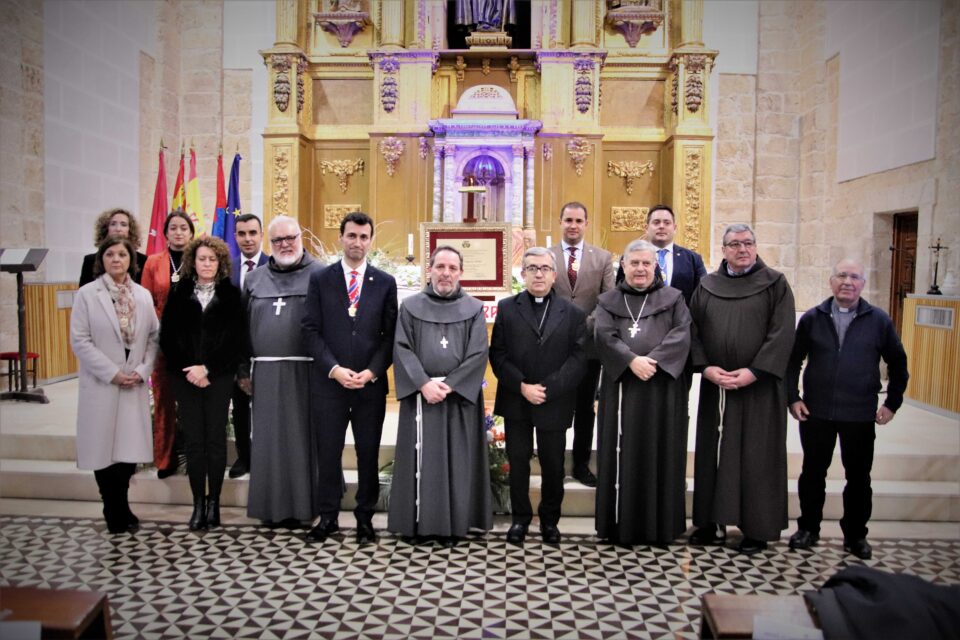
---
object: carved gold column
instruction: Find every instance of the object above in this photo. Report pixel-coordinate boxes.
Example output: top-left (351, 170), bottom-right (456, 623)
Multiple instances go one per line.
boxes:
top-left (262, 0), bottom-right (310, 229)
top-left (665, 0), bottom-right (715, 261)
top-left (379, 0), bottom-right (404, 48)
top-left (570, 0), bottom-right (598, 48)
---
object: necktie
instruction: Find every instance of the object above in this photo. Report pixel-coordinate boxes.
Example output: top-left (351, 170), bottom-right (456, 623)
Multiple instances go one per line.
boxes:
top-left (245, 260), bottom-right (255, 273)
top-left (657, 248), bottom-right (668, 282)
top-left (347, 270), bottom-right (360, 308)
top-left (567, 247), bottom-right (578, 289)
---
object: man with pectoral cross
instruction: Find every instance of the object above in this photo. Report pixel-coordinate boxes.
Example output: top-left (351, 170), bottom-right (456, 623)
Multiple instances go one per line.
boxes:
top-left (302, 212), bottom-right (398, 544)
top-left (239, 215), bottom-right (323, 526)
top-left (388, 245), bottom-right (492, 546)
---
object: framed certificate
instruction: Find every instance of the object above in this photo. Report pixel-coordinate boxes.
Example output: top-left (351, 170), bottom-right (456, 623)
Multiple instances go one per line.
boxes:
top-left (420, 222), bottom-right (512, 293)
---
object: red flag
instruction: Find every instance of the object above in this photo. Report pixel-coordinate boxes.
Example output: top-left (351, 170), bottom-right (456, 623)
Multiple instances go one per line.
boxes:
top-left (211, 150), bottom-right (227, 238)
top-left (171, 146), bottom-right (185, 212)
top-left (147, 147), bottom-right (168, 255)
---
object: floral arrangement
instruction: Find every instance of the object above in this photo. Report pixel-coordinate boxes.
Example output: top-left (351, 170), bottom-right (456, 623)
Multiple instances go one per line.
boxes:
top-left (485, 408), bottom-right (510, 511)
top-left (302, 224), bottom-right (422, 289)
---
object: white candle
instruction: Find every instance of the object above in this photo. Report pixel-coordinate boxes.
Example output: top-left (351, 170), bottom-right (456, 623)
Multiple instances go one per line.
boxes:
top-left (407, 233), bottom-right (414, 256)
top-left (546, 235), bottom-right (552, 248)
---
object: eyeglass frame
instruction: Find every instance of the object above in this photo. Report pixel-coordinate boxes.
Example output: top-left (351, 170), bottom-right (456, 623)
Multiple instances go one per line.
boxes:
top-left (522, 265), bottom-right (556, 275)
top-left (723, 240), bottom-right (756, 249)
top-left (269, 233), bottom-right (301, 246)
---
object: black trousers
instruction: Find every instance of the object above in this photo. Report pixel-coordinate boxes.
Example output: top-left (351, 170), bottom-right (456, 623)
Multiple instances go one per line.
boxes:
top-left (172, 373), bottom-right (233, 501)
top-left (230, 382), bottom-right (251, 467)
top-left (797, 416), bottom-right (876, 541)
top-left (572, 358), bottom-right (602, 469)
top-left (506, 418), bottom-right (567, 527)
top-left (315, 392), bottom-right (386, 523)
top-left (93, 462), bottom-right (136, 526)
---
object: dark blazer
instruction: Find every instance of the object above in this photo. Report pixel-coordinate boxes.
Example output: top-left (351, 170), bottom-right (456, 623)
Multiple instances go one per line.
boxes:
top-left (230, 252), bottom-right (270, 289)
top-left (615, 244), bottom-right (706, 305)
top-left (79, 251), bottom-right (148, 287)
top-left (785, 297), bottom-right (909, 422)
top-left (159, 278), bottom-right (246, 379)
top-left (301, 262), bottom-right (398, 399)
top-left (490, 291), bottom-right (588, 430)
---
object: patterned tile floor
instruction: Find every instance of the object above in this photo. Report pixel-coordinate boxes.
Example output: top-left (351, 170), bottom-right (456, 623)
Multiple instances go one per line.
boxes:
top-left (2, 515), bottom-right (958, 639)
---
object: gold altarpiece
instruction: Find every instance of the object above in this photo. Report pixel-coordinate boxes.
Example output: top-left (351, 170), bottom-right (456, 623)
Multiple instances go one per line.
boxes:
top-left (260, 0), bottom-right (716, 262)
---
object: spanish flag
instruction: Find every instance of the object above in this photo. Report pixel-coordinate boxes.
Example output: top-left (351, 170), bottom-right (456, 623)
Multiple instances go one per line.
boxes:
top-left (171, 145), bottom-right (185, 212)
top-left (184, 146), bottom-right (208, 236)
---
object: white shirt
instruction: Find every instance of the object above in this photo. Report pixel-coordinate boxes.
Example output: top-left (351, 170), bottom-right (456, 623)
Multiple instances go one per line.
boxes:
top-left (655, 243), bottom-right (674, 285)
top-left (561, 240), bottom-right (585, 267)
top-left (239, 251), bottom-right (263, 289)
top-left (341, 258), bottom-right (367, 298)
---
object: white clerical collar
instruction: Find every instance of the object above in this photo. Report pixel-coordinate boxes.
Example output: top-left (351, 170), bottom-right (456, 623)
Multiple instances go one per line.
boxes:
top-left (341, 258), bottom-right (367, 276)
top-left (562, 240), bottom-right (584, 253)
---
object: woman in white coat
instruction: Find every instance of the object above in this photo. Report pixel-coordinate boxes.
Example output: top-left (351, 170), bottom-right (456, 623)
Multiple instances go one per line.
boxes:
top-left (71, 236), bottom-right (159, 534)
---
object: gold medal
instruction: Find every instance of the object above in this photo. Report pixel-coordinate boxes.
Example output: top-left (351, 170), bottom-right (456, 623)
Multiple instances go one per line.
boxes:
top-left (571, 260), bottom-right (580, 272)
top-left (171, 273), bottom-right (180, 283)
top-left (348, 307), bottom-right (357, 317)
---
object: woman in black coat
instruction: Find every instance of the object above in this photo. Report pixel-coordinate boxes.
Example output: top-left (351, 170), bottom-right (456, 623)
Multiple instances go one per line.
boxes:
top-left (160, 236), bottom-right (245, 530)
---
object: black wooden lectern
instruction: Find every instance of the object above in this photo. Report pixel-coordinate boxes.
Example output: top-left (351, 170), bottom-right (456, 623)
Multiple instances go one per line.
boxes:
top-left (0, 248), bottom-right (49, 403)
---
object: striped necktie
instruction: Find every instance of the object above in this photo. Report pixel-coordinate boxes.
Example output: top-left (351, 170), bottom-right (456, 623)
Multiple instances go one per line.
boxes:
top-left (348, 270), bottom-right (360, 308)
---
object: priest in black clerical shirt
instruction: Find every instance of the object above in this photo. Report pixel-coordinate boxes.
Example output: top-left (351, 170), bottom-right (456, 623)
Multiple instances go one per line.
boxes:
top-left (490, 246), bottom-right (588, 545)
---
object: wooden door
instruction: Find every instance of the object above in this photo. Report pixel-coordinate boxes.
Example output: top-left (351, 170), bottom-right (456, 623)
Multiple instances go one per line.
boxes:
top-left (889, 212), bottom-right (917, 335)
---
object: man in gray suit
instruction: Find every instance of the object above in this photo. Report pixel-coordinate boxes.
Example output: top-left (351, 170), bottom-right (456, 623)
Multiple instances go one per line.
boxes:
top-left (550, 202), bottom-right (615, 486)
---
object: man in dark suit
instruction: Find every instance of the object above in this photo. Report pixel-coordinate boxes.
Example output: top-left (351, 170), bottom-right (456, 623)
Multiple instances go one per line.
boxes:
top-left (228, 213), bottom-right (269, 479)
top-left (645, 204), bottom-right (707, 305)
top-left (550, 202), bottom-right (615, 487)
top-left (491, 247), bottom-right (588, 544)
top-left (301, 212), bottom-right (398, 544)
top-left (614, 204), bottom-right (707, 305)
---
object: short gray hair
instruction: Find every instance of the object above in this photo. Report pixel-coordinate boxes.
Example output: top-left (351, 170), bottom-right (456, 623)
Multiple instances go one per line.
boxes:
top-left (722, 223), bottom-right (756, 244)
top-left (623, 238), bottom-right (658, 258)
top-left (267, 214), bottom-right (301, 236)
top-left (522, 246), bottom-right (556, 269)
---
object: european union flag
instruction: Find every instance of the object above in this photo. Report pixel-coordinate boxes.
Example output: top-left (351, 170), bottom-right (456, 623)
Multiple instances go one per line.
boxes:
top-left (224, 153), bottom-right (242, 259)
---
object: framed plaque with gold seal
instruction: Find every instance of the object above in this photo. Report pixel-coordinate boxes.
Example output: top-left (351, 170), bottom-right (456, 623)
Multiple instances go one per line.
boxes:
top-left (420, 222), bottom-right (512, 294)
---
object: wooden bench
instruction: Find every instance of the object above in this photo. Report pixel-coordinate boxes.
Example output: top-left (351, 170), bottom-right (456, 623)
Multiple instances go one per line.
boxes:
top-left (0, 586), bottom-right (113, 639)
top-left (700, 593), bottom-right (819, 639)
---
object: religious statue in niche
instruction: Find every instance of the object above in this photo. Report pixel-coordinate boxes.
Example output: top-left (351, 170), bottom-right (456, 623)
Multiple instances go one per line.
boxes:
top-left (455, 0), bottom-right (517, 48)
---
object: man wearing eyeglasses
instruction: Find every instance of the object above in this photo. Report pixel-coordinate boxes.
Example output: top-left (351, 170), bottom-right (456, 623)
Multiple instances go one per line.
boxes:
top-left (490, 247), bottom-right (588, 545)
top-left (239, 215), bottom-right (323, 527)
top-left (688, 223), bottom-right (796, 555)
top-left (784, 259), bottom-right (908, 560)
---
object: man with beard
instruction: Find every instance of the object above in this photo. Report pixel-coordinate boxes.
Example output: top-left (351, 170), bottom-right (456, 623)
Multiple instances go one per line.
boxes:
top-left (688, 223), bottom-right (796, 555)
top-left (388, 246), bottom-right (492, 546)
top-left (239, 215), bottom-right (322, 526)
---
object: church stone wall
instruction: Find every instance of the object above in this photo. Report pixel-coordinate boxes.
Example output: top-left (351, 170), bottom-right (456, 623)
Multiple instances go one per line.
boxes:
top-left (0, 0), bottom-right (44, 352)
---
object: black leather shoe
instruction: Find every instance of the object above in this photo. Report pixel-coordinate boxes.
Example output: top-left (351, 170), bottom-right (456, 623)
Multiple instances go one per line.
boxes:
top-left (788, 529), bottom-right (819, 550)
top-left (228, 460), bottom-right (249, 479)
top-left (737, 537), bottom-right (768, 555)
top-left (306, 518), bottom-right (339, 541)
top-left (189, 498), bottom-right (207, 531)
top-left (356, 522), bottom-right (376, 544)
top-left (843, 538), bottom-right (873, 560)
top-left (205, 497), bottom-right (221, 529)
top-left (540, 524), bottom-right (561, 544)
top-left (689, 524), bottom-right (726, 545)
top-left (440, 536), bottom-right (459, 548)
top-left (506, 523), bottom-right (527, 544)
top-left (157, 463), bottom-right (178, 479)
top-left (572, 465), bottom-right (597, 488)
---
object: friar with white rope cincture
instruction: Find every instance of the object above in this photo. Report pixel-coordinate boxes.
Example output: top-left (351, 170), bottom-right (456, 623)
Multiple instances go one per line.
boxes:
top-left (688, 223), bottom-right (796, 555)
top-left (239, 215), bottom-right (323, 527)
top-left (593, 239), bottom-right (691, 546)
top-left (388, 245), bottom-right (492, 547)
